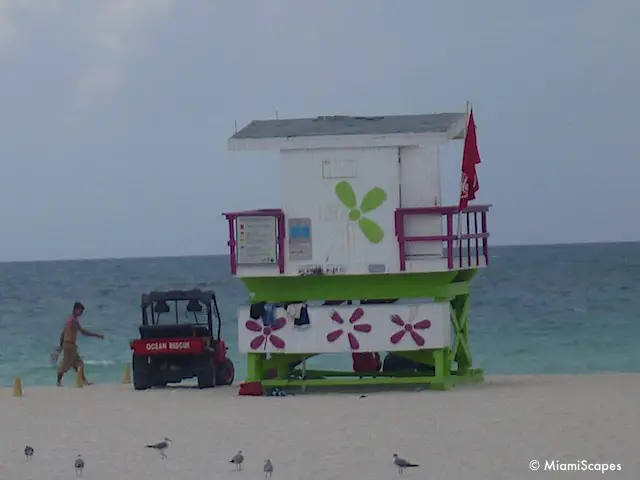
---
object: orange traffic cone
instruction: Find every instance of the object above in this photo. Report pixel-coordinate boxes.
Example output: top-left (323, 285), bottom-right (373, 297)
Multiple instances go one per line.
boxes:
top-left (13, 377), bottom-right (23, 397)
top-left (122, 363), bottom-right (131, 384)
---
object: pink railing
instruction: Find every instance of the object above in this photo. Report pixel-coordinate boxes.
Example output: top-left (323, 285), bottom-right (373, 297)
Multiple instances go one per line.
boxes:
top-left (222, 209), bottom-right (286, 275)
top-left (394, 205), bottom-right (490, 271)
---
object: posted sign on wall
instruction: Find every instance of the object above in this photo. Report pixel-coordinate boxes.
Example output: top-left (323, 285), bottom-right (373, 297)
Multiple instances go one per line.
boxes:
top-left (236, 216), bottom-right (277, 265)
top-left (288, 217), bottom-right (312, 261)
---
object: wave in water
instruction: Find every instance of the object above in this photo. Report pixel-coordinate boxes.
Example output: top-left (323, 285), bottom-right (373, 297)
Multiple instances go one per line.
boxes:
top-left (83, 359), bottom-right (116, 366)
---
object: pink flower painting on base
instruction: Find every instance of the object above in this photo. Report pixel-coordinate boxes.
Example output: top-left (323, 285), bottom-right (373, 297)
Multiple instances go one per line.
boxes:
top-left (245, 317), bottom-right (287, 350)
top-left (326, 307), bottom-right (372, 350)
top-left (389, 314), bottom-right (431, 346)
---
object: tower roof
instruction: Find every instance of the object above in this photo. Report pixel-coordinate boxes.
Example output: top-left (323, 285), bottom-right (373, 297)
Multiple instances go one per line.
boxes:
top-left (229, 113), bottom-right (467, 151)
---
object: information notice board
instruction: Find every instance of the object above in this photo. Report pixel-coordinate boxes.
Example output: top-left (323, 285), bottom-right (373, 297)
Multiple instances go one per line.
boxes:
top-left (236, 216), bottom-right (277, 265)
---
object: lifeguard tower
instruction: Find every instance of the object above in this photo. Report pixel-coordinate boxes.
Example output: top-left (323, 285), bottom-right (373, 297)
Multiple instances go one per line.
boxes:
top-left (223, 111), bottom-right (490, 392)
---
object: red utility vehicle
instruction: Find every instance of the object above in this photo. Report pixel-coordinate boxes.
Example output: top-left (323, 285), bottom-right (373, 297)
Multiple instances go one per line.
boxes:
top-left (130, 289), bottom-right (234, 390)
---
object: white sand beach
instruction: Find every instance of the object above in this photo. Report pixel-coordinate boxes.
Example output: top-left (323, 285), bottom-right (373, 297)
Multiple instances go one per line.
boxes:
top-left (1, 374), bottom-right (638, 479)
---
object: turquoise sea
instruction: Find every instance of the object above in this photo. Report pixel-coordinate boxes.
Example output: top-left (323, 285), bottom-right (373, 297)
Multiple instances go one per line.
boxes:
top-left (0, 242), bottom-right (638, 387)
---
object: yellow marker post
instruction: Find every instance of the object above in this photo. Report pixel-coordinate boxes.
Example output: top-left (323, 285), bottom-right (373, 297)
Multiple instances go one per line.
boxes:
top-left (122, 363), bottom-right (131, 384)
top-left (13, 377), bottom-right (23, 397)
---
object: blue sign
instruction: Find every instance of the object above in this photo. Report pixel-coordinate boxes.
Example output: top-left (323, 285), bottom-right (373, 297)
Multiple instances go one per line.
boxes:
top-left (290, 225), bottom-right (311, 239)
top-left (288, 218), bottom-right (312, 261)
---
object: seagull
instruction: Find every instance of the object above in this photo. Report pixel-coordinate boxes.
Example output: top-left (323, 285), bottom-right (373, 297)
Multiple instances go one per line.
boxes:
top-left (392, 453), bottom-right (419, 475)
top-left (146, 438), bottom-right (171, 458)
top-left (263, 459), bottom-right (274, 478)
top-left (74, 455), bottom-right (85, 476)
top-left (24, 445), bottom-right (34, 460)
top-left (230, 450), bottom-right (244, 470)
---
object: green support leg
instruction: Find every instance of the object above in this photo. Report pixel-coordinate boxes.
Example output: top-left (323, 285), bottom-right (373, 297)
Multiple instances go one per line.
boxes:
top-left (450, 294), bottom-right (472, 376)
top-left (246, 353), bottom-right (266, 382)
top-left (429, 348), bottom-right (452, 390)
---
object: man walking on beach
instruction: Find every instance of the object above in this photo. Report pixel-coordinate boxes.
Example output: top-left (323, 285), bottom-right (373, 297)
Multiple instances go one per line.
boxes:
top-left (56, 302), bottom-right (104, 386)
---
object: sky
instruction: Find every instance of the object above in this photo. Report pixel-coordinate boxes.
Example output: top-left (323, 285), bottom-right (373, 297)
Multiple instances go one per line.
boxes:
top-left (0, 0), bottom-right (638, 262)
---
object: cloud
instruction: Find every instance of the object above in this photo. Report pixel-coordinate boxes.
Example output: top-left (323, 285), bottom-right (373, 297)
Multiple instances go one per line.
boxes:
top-left (0, 0), bottom-right (173, 113)
top-left (575, 0), bottom-right (639, 41)
top-left (75, 0), bottom-right (173, 100)
top-left (0, 0), bottom-right (61, 50)
top-left (0, 2), bottom-right (18, 49)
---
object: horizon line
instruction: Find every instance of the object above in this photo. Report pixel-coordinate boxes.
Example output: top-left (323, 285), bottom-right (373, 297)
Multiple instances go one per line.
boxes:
top-left (1, 239), bottom-right (638, 265)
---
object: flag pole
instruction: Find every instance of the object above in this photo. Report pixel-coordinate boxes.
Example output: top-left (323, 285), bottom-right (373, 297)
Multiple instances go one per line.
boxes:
top-left (457, 101), bottom-right (471, 264)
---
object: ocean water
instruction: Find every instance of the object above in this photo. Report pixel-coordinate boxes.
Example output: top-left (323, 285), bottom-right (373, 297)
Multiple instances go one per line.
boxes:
top-left (1, 243), bottom-right (639, 387)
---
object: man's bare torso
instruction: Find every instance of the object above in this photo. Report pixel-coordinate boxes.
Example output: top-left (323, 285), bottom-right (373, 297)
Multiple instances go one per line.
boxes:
top-left (62, 316), bottom-right (80, 344)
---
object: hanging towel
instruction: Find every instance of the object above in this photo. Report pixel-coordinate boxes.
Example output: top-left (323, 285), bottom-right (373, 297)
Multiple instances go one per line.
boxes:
top-left (285, 303), bottom-right (302, 320)
top-left (284, 302), bottom-right (310, 328)
top-left (294, 304), bottom-right (310, 328)
top-left (250, 302), bottom-right (266, 320)
top-left (263, 303), bottom-right (277, 327)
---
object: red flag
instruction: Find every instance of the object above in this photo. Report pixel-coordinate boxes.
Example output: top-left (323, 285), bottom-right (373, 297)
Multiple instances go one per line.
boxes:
top-left (458, 109), bottom-right (481, 210)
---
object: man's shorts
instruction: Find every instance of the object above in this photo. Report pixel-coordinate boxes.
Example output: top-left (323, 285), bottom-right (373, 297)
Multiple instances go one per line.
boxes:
top-left (58, 342), bottom-right (82, 373)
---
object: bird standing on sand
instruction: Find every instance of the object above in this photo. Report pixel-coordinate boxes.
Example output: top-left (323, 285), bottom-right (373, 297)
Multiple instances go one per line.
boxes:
top-left (392, 453), bottom-right (419, 475)
top-left (263, 459), bottom-right (274, 478)
top-left (230, 450), bottom-right (244, 470)
top-left (74, 455), bottom-right (85, 476)
top-left (146, 438), bottom-right (171, 458)
top-left (24, 445), bottom-right (34, 460)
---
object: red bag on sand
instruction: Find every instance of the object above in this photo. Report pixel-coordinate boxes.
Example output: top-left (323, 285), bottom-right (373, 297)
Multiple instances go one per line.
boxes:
top-left (238, 381), bottom-right (264, 396)
top-left (352, 352), bottom-right (381, 374)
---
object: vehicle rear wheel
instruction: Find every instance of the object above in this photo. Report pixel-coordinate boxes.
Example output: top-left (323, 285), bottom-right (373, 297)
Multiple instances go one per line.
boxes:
top-left (197, 356), bottom-right (216, 389)
top-left (132, 354), bottom-right (152, 390)
top-left (215, 358), bottom-right (235, 386)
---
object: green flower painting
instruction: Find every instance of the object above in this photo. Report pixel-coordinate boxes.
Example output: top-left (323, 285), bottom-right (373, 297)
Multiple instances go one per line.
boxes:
top-left (335, 180), bottom-right (387, 244)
